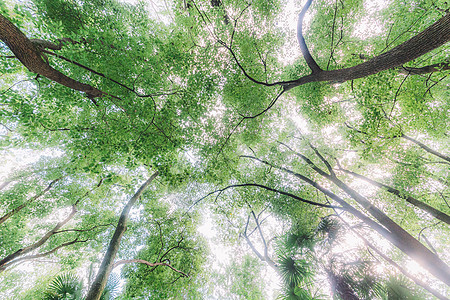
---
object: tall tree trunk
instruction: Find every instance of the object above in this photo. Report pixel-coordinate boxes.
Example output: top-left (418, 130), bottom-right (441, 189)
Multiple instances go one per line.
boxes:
top-left (243, 155), bottom-right (450, 286)
top-left (85, 172), bottom-right (158, 300)
top-left (0, 178), bottom-right (62, 225)
top-left (0, 14), bottom-right (104, 99)
top-left (339, 168), bottom-right (450, 225)
top-left (336, 215), bottom-right (449, 300)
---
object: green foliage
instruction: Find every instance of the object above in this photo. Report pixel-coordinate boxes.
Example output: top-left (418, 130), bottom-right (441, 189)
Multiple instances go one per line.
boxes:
top-left (1, 0), bottom-right (450, 298)
top-left (42, 273), bottom-right (83, 300)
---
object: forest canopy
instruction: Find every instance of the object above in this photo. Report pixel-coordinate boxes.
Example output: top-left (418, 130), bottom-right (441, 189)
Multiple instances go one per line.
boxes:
top-left (0, 0), bottom-right (449, 299)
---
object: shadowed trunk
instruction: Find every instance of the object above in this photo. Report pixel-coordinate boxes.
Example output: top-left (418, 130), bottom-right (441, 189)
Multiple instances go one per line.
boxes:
top-left (85, 172), bottom-right (158, 300)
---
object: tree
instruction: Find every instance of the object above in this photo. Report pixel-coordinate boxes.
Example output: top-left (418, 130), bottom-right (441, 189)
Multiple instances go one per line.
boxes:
top-left (1, 0), bottom-right (449, 298)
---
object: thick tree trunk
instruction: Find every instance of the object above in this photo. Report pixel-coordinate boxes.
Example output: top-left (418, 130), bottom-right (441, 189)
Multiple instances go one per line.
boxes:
top-left (340, 168), bottom-right (450, 225)
top-left (85, 172), bottom-right (158, 300)
top-left (335, 215), bottom-right (449, 300)
top-left (0, 14), bottom-right (104, 99)
top-left (328, 175), bottom-right (450, 286)
top-left (0, 205), bottom-right (77, 272)
top-left (283, 12), bottom-right (450, 90)
top-left (0, 178), bottom-right (61, 225)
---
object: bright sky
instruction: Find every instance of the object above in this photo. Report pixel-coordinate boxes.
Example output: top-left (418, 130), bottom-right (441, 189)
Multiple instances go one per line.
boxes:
top-left (1, 0), bottom-right (441, 298)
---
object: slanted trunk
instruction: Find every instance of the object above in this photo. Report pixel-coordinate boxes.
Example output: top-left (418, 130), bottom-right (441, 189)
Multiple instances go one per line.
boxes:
top-left (0, 14), bottom-right (104, 99)
top-left (0, 205), bottom-right (77, 272)
top-left (85, 172), bottom-right (158, 300)
top-left (401, 134), bottom-right (450, 163)
top-left (340, 168), bottom-right (450, 225)
top-left (243, 155), bottom-right (450, 286)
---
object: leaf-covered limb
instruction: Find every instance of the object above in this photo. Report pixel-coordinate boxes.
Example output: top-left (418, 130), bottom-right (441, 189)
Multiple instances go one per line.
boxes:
top-left (113, 259), bottom-right (189, 278)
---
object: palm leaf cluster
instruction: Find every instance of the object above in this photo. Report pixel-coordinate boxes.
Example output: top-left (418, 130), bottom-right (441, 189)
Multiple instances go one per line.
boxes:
top-left (42, 272), bottom-right (120, 300)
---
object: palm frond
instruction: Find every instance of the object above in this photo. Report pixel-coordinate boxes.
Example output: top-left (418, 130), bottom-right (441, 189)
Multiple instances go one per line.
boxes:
top-left (100, 272), bottom-right (121, 300)
top-left (42, 272), bottom-right (83, 300)
top-left (278, 255), bottom-right (312, 288)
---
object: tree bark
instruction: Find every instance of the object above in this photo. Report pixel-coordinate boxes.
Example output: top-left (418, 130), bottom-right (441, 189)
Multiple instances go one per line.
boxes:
top-left (0, 178), bottom-right (61, 225)
top-left (0, 205), bottom-right (77, 272)
top-left (399, 61), bottom-right (450, 75)
top-left (85, 172), bottom-right (159, 300)
top-left (335, 214), bottom-right (449, 300)
top-left (339, 168), bottom-right (450, 225)
top-left (243, 155), bottom-right (450, 286)
top-left (112, 259), bottom-right (188, 277)
top-left (0, 14), bottom-right (104, 99)
top-left (283, 12), bottom-right (450, 90)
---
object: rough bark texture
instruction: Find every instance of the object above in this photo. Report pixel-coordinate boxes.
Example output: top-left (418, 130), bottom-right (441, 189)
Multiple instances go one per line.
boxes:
top-left (340, 168), bottom-right (450, 225)
top-left (85, 172), bottom-right (159, 300)
top-left (283, 12), bottom-right (450, 90)
top-left (0, 14), bottom-right (104, 98)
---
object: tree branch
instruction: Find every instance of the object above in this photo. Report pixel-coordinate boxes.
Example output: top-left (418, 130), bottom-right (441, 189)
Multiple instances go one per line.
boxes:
top-left (338, 167), bottom-right (450, 225)
top-left (113, 259), bottom-right (188, 277)
top-left (297, 0), bottom-right (322, 73)
top-left (0, 177), bottom-right (63, 225)
top-left (0, 14), bottom-right (104, 101)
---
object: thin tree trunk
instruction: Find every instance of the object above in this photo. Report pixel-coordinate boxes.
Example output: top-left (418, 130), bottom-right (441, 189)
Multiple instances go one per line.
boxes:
top-left (85, 172), bottom-right (158, 300)
top-left (339, 168), bottom-right (450, 225)
top-left (0, 205), bottom-right (77, 272)
top-left (335, 214), bottom-right (449, 300)
top-left (401, 134), bottom-right (450, 163)
top-left (0, 178), bottom-right (62, 225)
top-left (0, 181), bottom-right (11, 191)
top-left (1, 238), bottom-right (87, 270)
top-left (0, 14), bottom-right (104, 99)
top-left (243, 155), bottom-right (450, 286)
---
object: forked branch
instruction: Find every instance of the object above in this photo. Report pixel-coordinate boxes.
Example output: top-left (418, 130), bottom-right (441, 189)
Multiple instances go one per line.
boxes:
top-left (297, 0), bottom-right (322, 73)
top-left (113, 259), bottom-right (188, 277)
